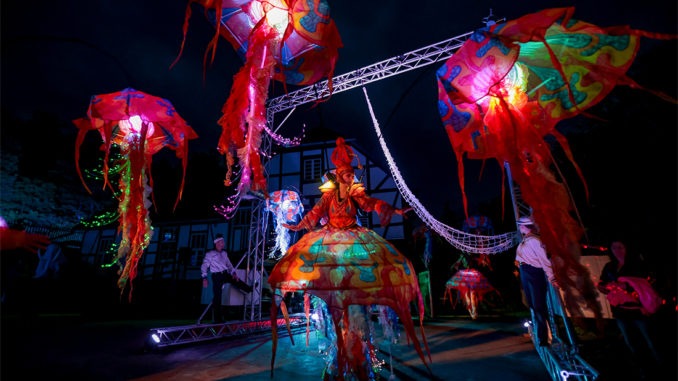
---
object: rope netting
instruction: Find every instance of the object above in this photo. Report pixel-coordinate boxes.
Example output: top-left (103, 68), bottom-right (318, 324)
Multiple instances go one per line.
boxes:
top-left (362, 87), bottom-right (518, 255)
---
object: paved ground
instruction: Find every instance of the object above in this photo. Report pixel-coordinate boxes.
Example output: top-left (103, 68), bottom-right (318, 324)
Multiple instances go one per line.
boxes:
top-left (0, 283), bottom-right (678, 381)
top-left (2, 313), bottom-right (550, 380)
top-left (1, 308), bottom-right (675, 380)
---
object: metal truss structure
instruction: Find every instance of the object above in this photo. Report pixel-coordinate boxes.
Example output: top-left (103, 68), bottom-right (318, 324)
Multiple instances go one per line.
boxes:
top-left (241, 30), bottom-right (476, 322)
top-left (266, 31), bottom-right (473, 115)
top-left (504, 162), bottom-right (533, 226)
top-left (242, 135), bottom-right (274, 321)
top-left (523, 284), bottom-right (599, 381)
top-left (149, 313), bottom-right (307, 349)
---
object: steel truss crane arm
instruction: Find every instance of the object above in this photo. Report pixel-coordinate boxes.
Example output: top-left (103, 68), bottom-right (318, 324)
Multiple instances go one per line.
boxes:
top-left (266, 31), bottom-right (473, 114)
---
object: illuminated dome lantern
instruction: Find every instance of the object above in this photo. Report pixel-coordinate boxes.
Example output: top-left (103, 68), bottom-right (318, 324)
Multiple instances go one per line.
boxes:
top-left (444, 269), bottom-right (495, 319)
top-left (174, 0), bottom-right (342, 196)
top-left (74, 88), bottom-right (198, 296)
top-left (437, 7), bottom-right (676, 317)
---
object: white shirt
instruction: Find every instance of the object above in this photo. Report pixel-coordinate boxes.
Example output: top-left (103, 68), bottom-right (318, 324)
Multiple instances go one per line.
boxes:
top-left (201, 249), bottom-right (235, 278)
top-left (516, 235), bottom-right (555, 283)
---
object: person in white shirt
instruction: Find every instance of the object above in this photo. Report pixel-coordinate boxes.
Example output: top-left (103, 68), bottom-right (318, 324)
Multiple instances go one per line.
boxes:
top-left (201, 234), bottom-right (252, 322)
top-left (515, 216), bottom-right (558, 346)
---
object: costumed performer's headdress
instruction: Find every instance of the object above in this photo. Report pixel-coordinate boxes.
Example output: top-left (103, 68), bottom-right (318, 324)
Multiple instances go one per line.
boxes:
top-left (214, 233), bottom-right (225, 245)
top-left (331, 137), bottom-right (362, 175)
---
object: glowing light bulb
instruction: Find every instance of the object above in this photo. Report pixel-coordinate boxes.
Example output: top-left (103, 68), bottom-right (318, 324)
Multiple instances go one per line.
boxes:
top-left (501, 63), bottom-right (527, 105)
top-left (120, 115), bottom-right (155, 137)
top-left (265, 3), bottom-right (289, 36)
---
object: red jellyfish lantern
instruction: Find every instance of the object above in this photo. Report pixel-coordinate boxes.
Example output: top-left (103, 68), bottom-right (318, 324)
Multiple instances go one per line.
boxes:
top-left (444, 269), bottom-right (495, 320)
top-left (437, 7), bottom-right (675, 315)
top-left (74, 88), bottom-right (198, 293)
top-left (268, 138), bottom-right (430, 378)
top-left (174, 0), bottom-right (342, 195)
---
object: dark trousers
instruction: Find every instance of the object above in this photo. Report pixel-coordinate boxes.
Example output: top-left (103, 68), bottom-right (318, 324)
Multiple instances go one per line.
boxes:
top-left (520, 263), bottom-right (549, 344)
top-left (616, 317), bottom-right (661, 363)
top-left (211, 271), bottom-right (253, 322)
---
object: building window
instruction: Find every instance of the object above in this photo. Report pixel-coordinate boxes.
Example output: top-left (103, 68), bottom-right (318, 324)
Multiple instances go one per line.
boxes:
top-left (231, 227), bottom-right (247, 252)
top-left (358, 215), bottom-right (370, 228)
top-left (303, 157), bottom-right (322, 183)
top-left (189, 232), bottom-right (207, 266)
top-left (162, 228), bottom-right (177, 242)
top-left (158, 227), bottom-right (178, 261)
top-left (230, 207), bottom-right (251, 253)
top-left (234, 208), bottom-right (251, 226)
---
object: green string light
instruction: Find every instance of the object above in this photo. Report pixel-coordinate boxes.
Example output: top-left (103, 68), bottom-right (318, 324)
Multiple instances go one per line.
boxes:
top-left (100, 242), bottom-right (120, 268)
top-left (80, 211), bottom-right (120, 228)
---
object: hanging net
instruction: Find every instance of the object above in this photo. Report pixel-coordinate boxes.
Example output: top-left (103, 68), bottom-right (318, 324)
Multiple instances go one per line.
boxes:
top-left (362, 87), bottom-right (518, 255)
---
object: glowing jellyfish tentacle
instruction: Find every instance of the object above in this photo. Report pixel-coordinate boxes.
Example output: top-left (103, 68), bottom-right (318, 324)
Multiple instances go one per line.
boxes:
top-left (219, 23), bottom-right (280, 195)
top-left (115, 129), bottom-right (154, 295)
top-left (270, 211), bottom-right (291, 257)
top-left (178, 1), bottom-right (341, 197)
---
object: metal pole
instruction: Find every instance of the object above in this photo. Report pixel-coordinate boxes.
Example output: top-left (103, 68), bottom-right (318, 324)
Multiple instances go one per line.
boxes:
top-left (197, 302), bottom-right (212, 324)
top-left (504, 161), bottom-right (521, 230)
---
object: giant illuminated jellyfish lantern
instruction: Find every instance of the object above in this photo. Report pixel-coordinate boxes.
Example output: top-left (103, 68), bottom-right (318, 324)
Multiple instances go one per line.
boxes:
top-left (437, 7), bottom-right (675, 315)
top-left (264, 189), bottom-right (304, 258)
top-left (74, 88), bottom-right (198, 293)
top-left (174, 0), bottom-right (342, 196)
top-left (267, 138), bottom-right (430, 378)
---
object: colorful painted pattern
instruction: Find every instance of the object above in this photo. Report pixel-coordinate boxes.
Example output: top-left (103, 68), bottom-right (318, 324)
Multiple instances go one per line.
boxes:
top-left (269, 186), bottom-right (419, 307)
top-left (447, 269), bottom-right (493, 292)
top-left (202, 0), bottom-right (342, 85)
top-left (444, 269), bottom-right (495, 310)
top-left (265, 189), bottom-right (304, 222)
top-left (437, 7), bottom-right (641, 162)
top-left (270, 225), bottom-right (418, 302)
top-left (268, 185), bottom-right (430, 376)
top-left (174, 0), bottom-right (342, 196)
top-left (462, 215), bottom-right (494, 235)
top-left (436, 7), bottom-right (672, 315)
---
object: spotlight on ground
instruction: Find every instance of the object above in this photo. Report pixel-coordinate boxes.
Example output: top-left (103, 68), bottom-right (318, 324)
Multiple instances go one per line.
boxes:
top-left (143, 332), bottom-right (163, 353)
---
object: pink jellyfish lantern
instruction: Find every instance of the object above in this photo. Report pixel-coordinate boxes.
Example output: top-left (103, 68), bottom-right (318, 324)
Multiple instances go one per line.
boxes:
top-left (74, 88), bottom-right (198, 294)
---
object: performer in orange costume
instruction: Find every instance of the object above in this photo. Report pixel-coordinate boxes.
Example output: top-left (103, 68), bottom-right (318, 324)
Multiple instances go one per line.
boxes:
top-left (268, 137), bottom-right (430, 378)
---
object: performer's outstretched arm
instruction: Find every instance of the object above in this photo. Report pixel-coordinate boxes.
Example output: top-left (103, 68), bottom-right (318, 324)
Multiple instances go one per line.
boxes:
top-left (283, 192), bottom-right (331, 231)
top-left (351, 186), bottom-right (409, 226)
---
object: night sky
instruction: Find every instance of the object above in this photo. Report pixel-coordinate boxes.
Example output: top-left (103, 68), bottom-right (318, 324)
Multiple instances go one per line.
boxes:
top-left (1, 1), bottom-right (676, 263)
